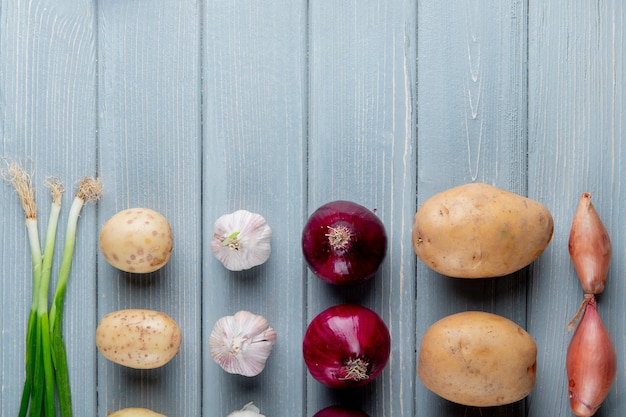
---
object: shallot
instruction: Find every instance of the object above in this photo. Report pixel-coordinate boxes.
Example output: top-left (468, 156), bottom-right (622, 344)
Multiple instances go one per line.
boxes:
top-left (568, 192), bottom-right (611, 294)
top-left (566, 294), bottom-right (616, 417)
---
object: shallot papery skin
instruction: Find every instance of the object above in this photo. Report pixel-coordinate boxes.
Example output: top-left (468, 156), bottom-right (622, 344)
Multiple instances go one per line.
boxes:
top-left (566, 295), bottom-right (616, 417)
top-left (568, 192), bottom-right (612, 294)
top-left (209, 311), bottom-right (276, 377)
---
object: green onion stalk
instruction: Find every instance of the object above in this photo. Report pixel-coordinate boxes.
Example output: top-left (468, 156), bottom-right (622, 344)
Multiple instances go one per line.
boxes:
top-left (3, 159), bottom-right (102, 417)
top-left (2, 161), bottom-right (44, 417)
top-left (37, 178), bottom-right (64, 416)
top-left (49, 177), bottom-right (102, 417)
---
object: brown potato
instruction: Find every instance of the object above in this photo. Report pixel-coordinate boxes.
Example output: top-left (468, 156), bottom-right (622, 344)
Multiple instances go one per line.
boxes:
top-left (96, 309), bottom-right (182, 369)
top-left (418, 311), bottom-right (537, 407)
top-left (412, 182), bottom-right (553, 278)
top-left (108, 408), bottom-right (166, 417)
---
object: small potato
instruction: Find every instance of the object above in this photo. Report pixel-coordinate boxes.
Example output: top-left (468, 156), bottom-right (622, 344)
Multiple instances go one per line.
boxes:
top-left (96, 309), bottom-right (182, 369)
top-left (100, 208), bottom-right (173, 273)
top-left (412, 182), bottom-right (553, 278)
top-left (108, 408), bottom-right (166, 417)
top-left (418, 311), bottom-right (537, 407)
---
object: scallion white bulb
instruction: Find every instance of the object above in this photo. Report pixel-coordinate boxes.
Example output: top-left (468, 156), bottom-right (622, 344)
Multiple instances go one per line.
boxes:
top-left (210, 210), bottom-right (272, 271)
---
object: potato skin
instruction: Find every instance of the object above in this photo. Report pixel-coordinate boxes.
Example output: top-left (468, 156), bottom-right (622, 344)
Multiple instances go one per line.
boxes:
top-left (108, 408), bottom-right (166, 417)
top-left (100, 208), bottom-right (173, 274)
top-left (412, 183), bottom-right (553, 278)
top-left (96, 309), bottom-right (182, 369)
top-left (418, 311), bottom-right (537, 407)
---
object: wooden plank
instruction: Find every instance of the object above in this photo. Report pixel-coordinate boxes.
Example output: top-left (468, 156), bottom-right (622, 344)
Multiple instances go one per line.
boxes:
top-left (0, 0), bottom-right (98, 415)
top-left (202, 1), bottom-right (308, 416)
top-left (527, 1), bottom-right (626, 415)
top-left (415, 1), bottom-right (529, 416)
top-left (96, 1), bottom-right (201, 415)
top-left (308, 1), bottom-right (417, 416)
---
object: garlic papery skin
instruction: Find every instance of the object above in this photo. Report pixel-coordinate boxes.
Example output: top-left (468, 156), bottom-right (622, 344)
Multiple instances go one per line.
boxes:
top-left (211, 210), bottom-right (272, 271)
top-left (227, 402), bottom-right (266, 417)
top-left (209, 310), bottom-right (276, 377)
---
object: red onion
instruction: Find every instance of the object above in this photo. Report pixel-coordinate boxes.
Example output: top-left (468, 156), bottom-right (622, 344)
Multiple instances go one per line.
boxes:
top-left (313, 405), bottom-right (370, 417)
top-left (301, 200), bottom-right (387, 285)
top-left (566, 294), bottom-right (616, 417)
top-left (568, 192), bottom-right (612, 294)
top-left (303, 304), bottom-right (391, 389)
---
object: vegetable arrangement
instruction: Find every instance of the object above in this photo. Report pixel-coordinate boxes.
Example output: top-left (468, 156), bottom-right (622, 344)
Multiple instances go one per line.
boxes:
top-left (414, 183), bottom-right (547, 407)
top-left (6, 156), bottom-right (618, 416)
top-left (2, 159), bottom-right (101, 417)
top-left (207, 201), bottom-right (390, 413)
top-left (298, 201), bottom-right (390, 413)
top-left (566, 193), bottom-right (616, 417)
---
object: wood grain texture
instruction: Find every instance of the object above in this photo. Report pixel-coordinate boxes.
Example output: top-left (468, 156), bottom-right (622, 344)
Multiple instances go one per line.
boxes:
top-left (307, 1), bottom-right (416, 416)
top-left (202, 1), bottom-right (307, 416)
top-left (527, 1), bottom-right (625, 416)
top-left (308, 1), bottom-right (417, 416)
top-left (1, 0), bottom-right (625, 416)
top-left (416, 1), bottom-right (529, 416)
top-left (0, 0), bottom-right (98, 415)
top-left (96, 0), bottom-right (201, 415)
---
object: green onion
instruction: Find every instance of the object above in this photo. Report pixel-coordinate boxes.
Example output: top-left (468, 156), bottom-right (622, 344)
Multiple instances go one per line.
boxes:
top-left (3, 159), bottom-right (101, 417)
top-left (49, 177), bottom-right (102, 417)
top-left (1, 161), bottom-right (43, 417)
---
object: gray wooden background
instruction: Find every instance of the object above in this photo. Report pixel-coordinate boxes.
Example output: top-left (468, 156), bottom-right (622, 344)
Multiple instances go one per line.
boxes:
top-left (1, 1), bottom-right (624, 416)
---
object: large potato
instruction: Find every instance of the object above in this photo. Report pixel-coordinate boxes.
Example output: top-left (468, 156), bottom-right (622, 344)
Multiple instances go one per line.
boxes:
top-left (412, 182), bottom-right (553, 278)
top-left (418, 311), bottom-right (537, 407)
top-left (108, 408), bottom-right (166, 417)
top-left (96, 309), bottom-right (182, 369)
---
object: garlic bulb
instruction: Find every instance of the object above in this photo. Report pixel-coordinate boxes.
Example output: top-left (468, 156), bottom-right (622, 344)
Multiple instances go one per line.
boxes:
top-left (211, 210), bottom-right (272, 271)
top-left (227, 402), bottom-right (265, 417)
top-left (209, 310), bottom-right (276, 377)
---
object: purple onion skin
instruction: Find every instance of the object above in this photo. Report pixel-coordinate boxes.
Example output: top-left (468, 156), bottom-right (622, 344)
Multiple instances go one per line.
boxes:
top-left (303, 304), bottom-right (391, 389)
top-left (302, 200), bottom-right (387, 285)
top-left (313, 405), bottom-right (370, 417)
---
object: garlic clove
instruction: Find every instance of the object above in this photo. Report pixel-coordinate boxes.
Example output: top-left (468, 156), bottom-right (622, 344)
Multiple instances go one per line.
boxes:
top-left (227, 402), bottom-right (265, 417)
top-left (209, 310), bottom-right (276, 377)
top-left (210, 210), bottom-right (272, 271)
